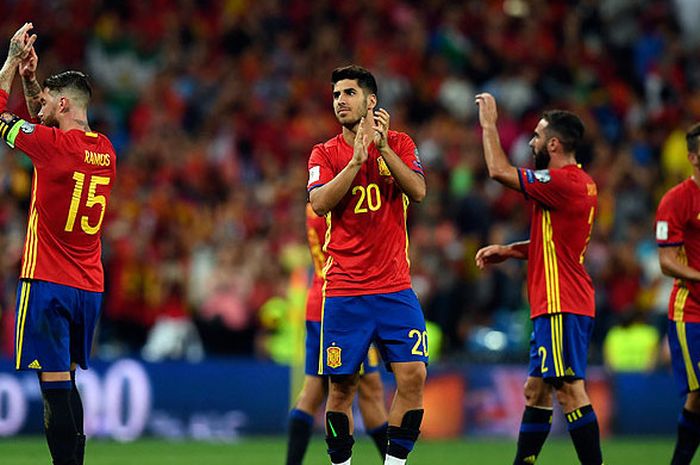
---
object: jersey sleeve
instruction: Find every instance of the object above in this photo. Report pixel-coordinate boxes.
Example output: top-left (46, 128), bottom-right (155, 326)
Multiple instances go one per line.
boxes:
top-left (517, 167), bottom-right (575, 209)
top-left (307, 144), bottom-right (334, 192)
top-left (656, 189), bottom-right (684, 247)
top-left (394, 133), bottom-right (424, 176)
top-left (0, 89), bottom-right (56, 165)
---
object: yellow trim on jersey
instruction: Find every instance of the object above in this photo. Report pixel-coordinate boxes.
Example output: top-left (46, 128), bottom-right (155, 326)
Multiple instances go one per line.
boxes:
top-left (21, 171), bottom-right (39, 279)
top-left (318, 275), bottom-right (329, 375)
top-left (402, 193), bottom-right (411, 267)
top-left (542, 211), bottom-right (561, 314)
top-left (677, 322), bottom-right (700, 391)
top-left (15, 281), bottom-right (31, 370)
top-left (673, 247), bottom-right (689, 322)
top-left (550, 313), bottom-right (565, 377)
top-left (674, 287), bottom-right (690, 322)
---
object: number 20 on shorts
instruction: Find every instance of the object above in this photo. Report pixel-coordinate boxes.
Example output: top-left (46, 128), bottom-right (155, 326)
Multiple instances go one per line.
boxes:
top-left (409, 329), bottom-right (429, 356)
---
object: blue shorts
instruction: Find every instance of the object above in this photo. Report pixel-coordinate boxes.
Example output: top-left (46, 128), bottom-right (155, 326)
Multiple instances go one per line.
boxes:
top-left (528, 313), bottom-right (594, 381)
top-left (14, 279), bottom-right (102, 372)
top-left (305, 321), bottom-right (380, 376)
top-left (319, 289), bottom-right (428, 376)
top-left (668, 320), bottom-right (700, 395)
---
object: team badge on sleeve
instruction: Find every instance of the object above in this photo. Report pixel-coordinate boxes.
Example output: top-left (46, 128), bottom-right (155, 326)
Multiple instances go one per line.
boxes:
top-left (656, 221), bottom-right (669, 241)
top-left (308, 165), bottom-right (320, 185)
top-left (326, 345), bottom-right (342, 368)
top-left (534, 170), bottom-right (551, 183)
top-left (20, 121), bottom-right (35, 134)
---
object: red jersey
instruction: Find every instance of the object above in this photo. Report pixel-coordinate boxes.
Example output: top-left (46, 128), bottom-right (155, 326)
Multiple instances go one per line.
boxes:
top-left (517, 165), bottom-right (597, 318)
top-left (0, 90), bottom-right (116, 292)
top-left (307, 130), bottom-right (424, 297)
top-left (656, 178), bottom-right (700, 322)
top-left (305, 203), bottom-right (326, 322)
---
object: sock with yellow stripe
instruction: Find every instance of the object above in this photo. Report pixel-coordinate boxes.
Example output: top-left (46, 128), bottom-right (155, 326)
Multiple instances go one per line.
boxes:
top-left (325, 411), bottom-right (354, 464)
top-left (513, 406), bottom-right (552, 465)
top-left (566, 404), bottom-right (603, 465)
top-left (671, 408), bottom-right (700, 465)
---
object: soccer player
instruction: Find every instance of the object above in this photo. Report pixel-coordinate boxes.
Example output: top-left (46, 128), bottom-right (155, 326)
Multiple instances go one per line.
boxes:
top-left (656, 123), bottom-right (700, 465)
top-left (285, 203), bottom-right (388, 465)
top-left (474, 93), bottom-right (603, 465)
top-left (0, 23), bottom-right (116, 465)
top-left (307, 65), bottom-right (427, 465)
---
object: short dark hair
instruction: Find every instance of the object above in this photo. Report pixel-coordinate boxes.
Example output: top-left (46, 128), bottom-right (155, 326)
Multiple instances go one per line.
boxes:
top-left (43, 70), bottom-right (92, 100)
top-left (542, 110), bottom-right (584, 153)
top-left (331, 65), bottom-right (378, 97)
top-left (686, 123), bottom-right (700, 154)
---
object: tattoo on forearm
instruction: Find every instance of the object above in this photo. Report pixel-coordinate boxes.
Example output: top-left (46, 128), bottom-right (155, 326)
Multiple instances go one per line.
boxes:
top-left (22, 77), bottom-right (41, 118)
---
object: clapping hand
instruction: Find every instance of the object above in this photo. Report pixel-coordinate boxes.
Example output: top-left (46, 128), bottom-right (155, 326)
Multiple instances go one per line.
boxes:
top-left (8, 23), bottom-right (36, 63)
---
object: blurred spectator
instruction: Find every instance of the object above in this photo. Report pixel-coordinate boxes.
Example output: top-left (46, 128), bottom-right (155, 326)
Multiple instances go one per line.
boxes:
top-left (603, 309), bottom-right (660, 372)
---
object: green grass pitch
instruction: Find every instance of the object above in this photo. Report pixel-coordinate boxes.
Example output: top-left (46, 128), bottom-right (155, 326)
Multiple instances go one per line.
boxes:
top-left (0, 436), bottom-right (676, 464)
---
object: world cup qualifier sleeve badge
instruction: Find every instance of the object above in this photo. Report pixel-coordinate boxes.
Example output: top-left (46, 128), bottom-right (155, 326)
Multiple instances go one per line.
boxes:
top-left (326, 345), bottom-right (342, 368)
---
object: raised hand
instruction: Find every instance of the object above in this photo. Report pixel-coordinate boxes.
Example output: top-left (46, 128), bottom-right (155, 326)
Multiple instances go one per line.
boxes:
top-left (352, 116), bottom-right (370, 166)
top-left (19, 46), bottom-right (38, 79)
top-left (475, 92), bottom-right (498, 129)
top-left (8, 23), bottom-right (36, 62)
top-left (372, 108), bottom-right (390, 150)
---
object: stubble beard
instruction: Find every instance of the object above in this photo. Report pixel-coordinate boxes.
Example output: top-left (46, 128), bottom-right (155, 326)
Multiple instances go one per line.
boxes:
top-left (534, 147), bottom-right (550, 170)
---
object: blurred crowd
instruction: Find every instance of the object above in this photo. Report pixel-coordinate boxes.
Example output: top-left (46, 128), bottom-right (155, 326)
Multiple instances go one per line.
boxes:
top-left (0, 0), bottom-right (698, 367)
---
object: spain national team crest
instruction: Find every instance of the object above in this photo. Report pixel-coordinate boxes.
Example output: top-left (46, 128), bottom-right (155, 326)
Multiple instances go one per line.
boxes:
top-left (377, 157), bottom-right (391, 176)
top-left (327, 346), bottom-right (342, 368)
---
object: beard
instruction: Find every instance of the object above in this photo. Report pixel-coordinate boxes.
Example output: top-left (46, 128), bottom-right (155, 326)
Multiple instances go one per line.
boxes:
top-left (41, 113), bottom-right (59, 128)
top-left (533, 147), bottom-right (550, 170)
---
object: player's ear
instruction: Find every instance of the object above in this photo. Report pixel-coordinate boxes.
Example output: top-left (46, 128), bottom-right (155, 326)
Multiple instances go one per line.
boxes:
top-left (59, 96), bottom-right (69, 113)
top-left (367, 93), bottom-right (377, 111)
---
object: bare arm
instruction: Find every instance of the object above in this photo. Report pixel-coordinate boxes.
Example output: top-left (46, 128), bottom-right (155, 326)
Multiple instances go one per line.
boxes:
top-left (372, 108), bottom-right (426, 202)
top-left (309, 117), bottom-right (369, 216)
top-left (0, 24), bottom-right (36, 95)
top-left (658, 246), bottom-right (700, 281)
top-left (475, 93), bottom-right (521, 191)
top-left (19, 47), bottom-right (40, 119)
top-left (475, 240), bottom-right (530, 270)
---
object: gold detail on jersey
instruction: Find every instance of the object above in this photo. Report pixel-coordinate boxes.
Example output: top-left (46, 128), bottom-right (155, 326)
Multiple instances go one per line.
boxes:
top-left (85, 131), bottom-right (98, 138)
top-left (677, 322), bottom-right (699, 391)
top-left (697, 212), bottom-right (700, 220)
top-left (403, 193), bottom-right (411, 268)
top-left (377, 156), bottom-right (391, 176)
top-left (15, 281), bottom-right (31, 370)
top-left (28, 359), bottom-right (42, 370)
top-left (317, 276), bottom-right (329, 375)
top-left (84, 150), bottom-right (111, 167)
top-left (21, 170), bottom-right (39, 279)
top-left (542, 211), bottom-right (561, 313)
top-left (586, 183), bottom-right (597, 196)
top-left (326, 346), bottom-right (342, 368)
top-left (674, 287), bottom-right (690, 322)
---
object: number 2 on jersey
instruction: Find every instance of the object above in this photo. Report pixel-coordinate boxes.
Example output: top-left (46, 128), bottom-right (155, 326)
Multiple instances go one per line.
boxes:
top-left (65, 171), bottom-right (111, 235)
top-left (352, 183), bottom-right (381, 214)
